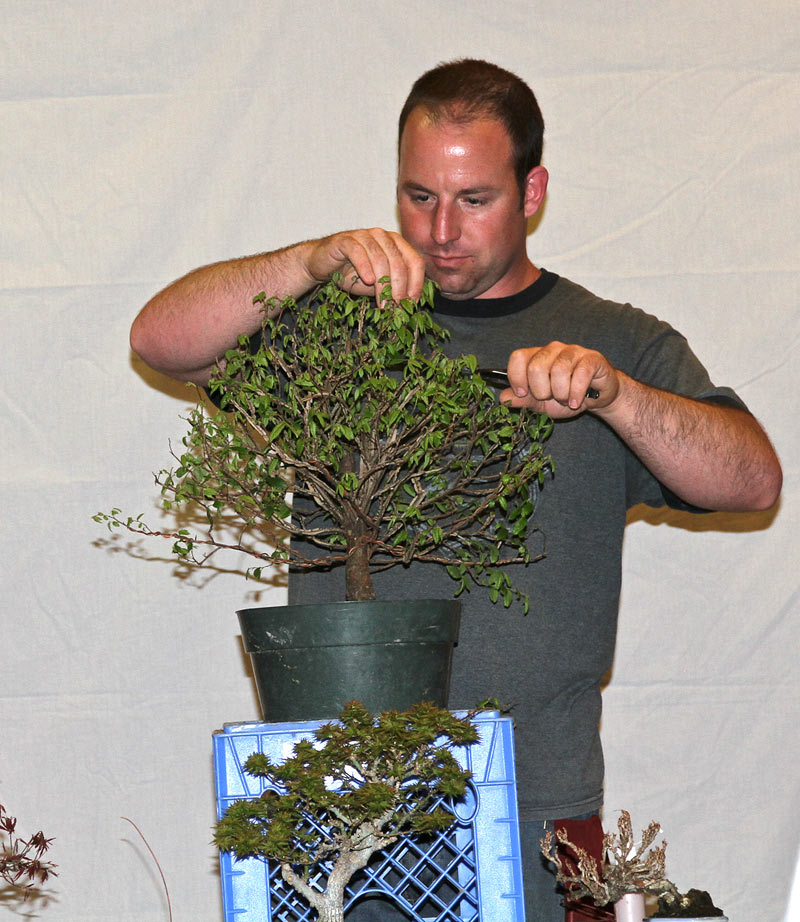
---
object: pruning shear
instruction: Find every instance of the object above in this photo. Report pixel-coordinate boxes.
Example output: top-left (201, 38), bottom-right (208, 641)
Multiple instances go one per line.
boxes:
top-left (477, 368), bottom-right (600, 401)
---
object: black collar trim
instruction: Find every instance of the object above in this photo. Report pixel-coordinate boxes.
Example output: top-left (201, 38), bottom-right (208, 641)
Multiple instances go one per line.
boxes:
top-left (432, 269), bottom-right (559, 317)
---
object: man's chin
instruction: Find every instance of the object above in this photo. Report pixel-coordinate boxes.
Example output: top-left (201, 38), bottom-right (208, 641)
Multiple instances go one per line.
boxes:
top-left (427, 268), bottom-right (480, 300)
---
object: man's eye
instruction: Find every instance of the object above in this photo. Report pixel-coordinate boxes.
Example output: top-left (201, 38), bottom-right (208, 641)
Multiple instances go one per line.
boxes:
top-left (412, 193), bottom-right (431, 203)
top-left (465, 197), bottom-right (485, 206)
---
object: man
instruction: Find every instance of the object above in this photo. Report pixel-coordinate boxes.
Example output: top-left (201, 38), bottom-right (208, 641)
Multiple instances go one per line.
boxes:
top-left (131, 60), bottom-right (781, 920)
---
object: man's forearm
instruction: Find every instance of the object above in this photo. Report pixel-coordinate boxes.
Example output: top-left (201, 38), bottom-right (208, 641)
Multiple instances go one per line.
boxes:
top-left (131, 227), bottom-right (426, 385)
top-left (130, 242), bottom-right (318, 384)
top-left (596, 373), bottom-right (782, 512)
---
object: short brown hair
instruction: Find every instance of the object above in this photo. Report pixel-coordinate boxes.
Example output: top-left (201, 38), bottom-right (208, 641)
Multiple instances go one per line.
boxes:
top-left (398, 59), bottom-right (545, 196)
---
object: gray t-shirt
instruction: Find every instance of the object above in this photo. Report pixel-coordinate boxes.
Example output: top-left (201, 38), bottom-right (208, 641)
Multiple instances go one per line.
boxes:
top-left (289, 270), bottom-right (745, 821)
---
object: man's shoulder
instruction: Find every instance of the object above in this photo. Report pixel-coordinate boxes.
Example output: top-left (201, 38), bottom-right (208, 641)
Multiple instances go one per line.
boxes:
top-left (542, 273), bottom-right (677, 336)
top-left (544, 273), bottom-right (637, 314)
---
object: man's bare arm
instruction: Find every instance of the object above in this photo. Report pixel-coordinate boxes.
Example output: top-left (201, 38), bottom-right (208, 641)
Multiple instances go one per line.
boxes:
top-left (505, 343), bottom-right (782, 512)
top-left (596, 374), bottom-right (782, 511)
top-left (130, 229), bottom-right (425, 385)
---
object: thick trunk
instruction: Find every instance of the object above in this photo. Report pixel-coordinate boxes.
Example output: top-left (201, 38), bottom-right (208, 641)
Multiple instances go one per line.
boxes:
top-left (314, 869), bottom-right (347, 922)
top-left (345, 540), bottom-right (375, 601)
top-left (281, 865), bottom-right (346, 922)
top-left (341, 449), bottom-right (376, 601)
top-left (282, 835), bottom-right (387, 922)
top-left (317, 905), bottom-right (345, 922)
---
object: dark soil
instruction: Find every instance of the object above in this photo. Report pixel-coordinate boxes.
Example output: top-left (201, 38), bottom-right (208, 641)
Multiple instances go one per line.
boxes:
top-left (652, 888), bottom-right (725, 917)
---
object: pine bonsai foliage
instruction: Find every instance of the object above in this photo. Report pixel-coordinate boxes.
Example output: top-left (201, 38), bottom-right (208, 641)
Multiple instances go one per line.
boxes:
top-left (214, 701), bottom-right (478, 922)
top-left (98, 277), bottom-right (553, 606)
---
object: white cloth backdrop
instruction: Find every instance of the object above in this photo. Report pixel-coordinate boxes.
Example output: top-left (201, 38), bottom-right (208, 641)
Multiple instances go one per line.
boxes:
top-left (2, 2), bottom-right (798, 920)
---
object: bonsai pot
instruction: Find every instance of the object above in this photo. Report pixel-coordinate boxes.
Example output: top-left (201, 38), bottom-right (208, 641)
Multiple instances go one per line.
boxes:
top-left (616, 893), bottom-right (646, 921)
top-left (238, 599), bottom-right (461, 721)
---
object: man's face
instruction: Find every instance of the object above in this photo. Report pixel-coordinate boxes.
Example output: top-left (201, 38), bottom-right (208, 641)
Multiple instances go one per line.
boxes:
top-left (397, 107), bottom-right (546, 300)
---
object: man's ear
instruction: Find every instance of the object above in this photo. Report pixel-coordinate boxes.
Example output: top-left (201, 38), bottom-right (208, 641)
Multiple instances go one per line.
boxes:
top-left (523, 166), bottom-right (548, 218)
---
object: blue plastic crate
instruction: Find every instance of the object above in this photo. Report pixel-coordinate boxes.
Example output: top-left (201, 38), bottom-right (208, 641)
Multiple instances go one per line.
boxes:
top-left (213, 711), bottom-right (525, 921)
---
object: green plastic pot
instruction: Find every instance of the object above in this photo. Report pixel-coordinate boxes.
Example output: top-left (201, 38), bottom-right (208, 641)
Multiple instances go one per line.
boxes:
top-left (237, 599), bottom-right (461, 722)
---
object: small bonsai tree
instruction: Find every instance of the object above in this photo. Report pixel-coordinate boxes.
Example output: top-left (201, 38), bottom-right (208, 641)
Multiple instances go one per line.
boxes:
top-left (97, 277), bottom-right (553, 608)
top-left (0, 802), bottom-right (57, 901)
top-left (540, 810), bottom-right (724, 917)
top-left (541, 810), bottom-right (677, 906)
top-left (214, 700), bottom-right (478, 922)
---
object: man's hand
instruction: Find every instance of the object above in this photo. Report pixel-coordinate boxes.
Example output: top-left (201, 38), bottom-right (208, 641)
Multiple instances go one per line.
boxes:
top-left (304, 228), bottom-right (426, 303)
top-left (502, 342), bottom-right (621, 418)
top-left (499, 340), bottom-right (781, 512)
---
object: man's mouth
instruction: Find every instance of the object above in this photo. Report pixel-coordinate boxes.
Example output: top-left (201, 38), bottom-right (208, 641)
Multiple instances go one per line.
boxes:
top-left (428, 254), bottom-right (469, 269)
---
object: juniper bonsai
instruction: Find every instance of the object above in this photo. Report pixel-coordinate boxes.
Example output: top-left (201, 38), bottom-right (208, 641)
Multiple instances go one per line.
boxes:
top-left (540, 810), bottom-right (724, 917)
top-left (214, 701), bottom-right (478, 922)
top-left (97, 277), bottom-right (553, 607)
top-left (541, 810), bottom-right (678, 906)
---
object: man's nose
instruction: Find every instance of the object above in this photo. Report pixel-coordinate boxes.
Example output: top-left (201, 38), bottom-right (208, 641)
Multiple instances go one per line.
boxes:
top-left (431, 202), bottom-right (460, 245)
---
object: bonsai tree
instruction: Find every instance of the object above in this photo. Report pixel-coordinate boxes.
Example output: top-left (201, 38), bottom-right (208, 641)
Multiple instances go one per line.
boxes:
top-left (540, 810), bottom-right (724, 917)
top-left (214, 700), bottom-right (478, 922)
top-left (0, 802), bottom-right (57, 901)
top-left (97, 277), bottom-right (553, 609)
